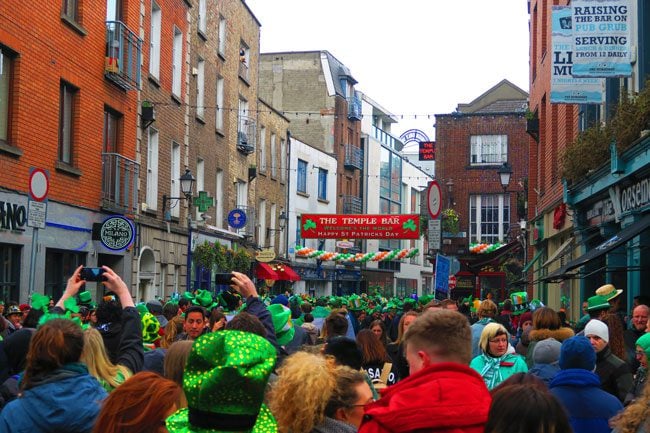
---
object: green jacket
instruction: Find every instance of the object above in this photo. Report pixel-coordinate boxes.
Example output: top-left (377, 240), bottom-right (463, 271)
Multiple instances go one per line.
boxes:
top-left (470, 352), bottom-right (528, 390)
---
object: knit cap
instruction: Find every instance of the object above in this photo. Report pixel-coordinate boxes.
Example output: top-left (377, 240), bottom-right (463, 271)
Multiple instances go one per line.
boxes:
top-left (584, 319), bottom-right (609, 343)
top-left (532, 338), bottom-right (562, 364)
top-left (636, 332), bottom-right (650, 357)
top-left (559, 335), bottom-right (596, 371)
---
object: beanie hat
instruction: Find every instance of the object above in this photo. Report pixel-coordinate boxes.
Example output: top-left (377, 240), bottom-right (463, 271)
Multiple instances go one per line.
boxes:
top-left (519, 311), bottom-right (533, 326)
top-left (584, 319), bottom-right (609, 343)
top-left (636, 332), bottom-right (650, 357)
top-left (533, 338), bottom-right (562, 365)
top-left (270, 294), bottom-right (289, 307)
top-left (559, 336), bottom-right (596, 371)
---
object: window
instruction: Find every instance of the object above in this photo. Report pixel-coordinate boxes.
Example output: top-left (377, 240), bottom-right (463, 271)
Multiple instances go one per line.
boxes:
top-left (215, 76), bottom-right (224, 130)
top-left (258, 199), bottom-right (266, 246)
top-left (297, 159), bottom-right (307, 193)
top-left (379, 147), bottom-right (402, 250)
top-left (59, 81), bottom-right (77, 165)
top-left (318, 168), bottom-right (327, 200)
top-left (0, 244), bottom-right (21, 302)
top-left (103, 107), bottom-right (120, 153)
top-left (269, 203), bottom-right (276, 248)
top-left (160, 264), bottom-right (167, 298)
top-left (270, 133), bottom-right (277, 178)
top-left (149, 1), bottom-right (161, 79)
top-left (172, 27), bottom-right (183, 97)
top-left (296, 216), bottom-right (304, 247)
top-left (63, 0), bottom-right (79, 22)
top-left (146, 128), bottom-right (159, 210)
top-left (239, 44), bottom-right (249, 80)
top-left (215, 169), bottom-right (223, 228)
top-left (218, 16), bottom-right (226, 56)
top-left (196, 158), bottom-right (204, 221)
top-left (44, 249), bottom-right (84, 300)
top-left (259, 126), bottom-right (267, 173)
top-left (198, 0), bottom-right (207, 36)
top-left (0, 47), bottom-right (14, 145)
top-left (280, 139), bottom-right (286, 182)
top-left (470, 135), bottom-right (507, 165)
top-left (196, 58), bottom-right (205, 118)
top-left (170, 142), bottom-right (180, 218)
top-left (469, 194), bottom-right (510, 244)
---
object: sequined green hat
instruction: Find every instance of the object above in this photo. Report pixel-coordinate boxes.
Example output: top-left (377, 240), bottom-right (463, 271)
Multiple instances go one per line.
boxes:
top-left (166, 330), bottom-right (278, 433)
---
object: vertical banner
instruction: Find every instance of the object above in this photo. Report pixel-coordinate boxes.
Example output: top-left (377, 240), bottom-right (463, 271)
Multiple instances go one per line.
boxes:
top-left (434, 253), bottom-right (450, 298)
top-left (571, 0), bottom-right (631, 77)
top-left (551, 6), bottom-right (604, 104)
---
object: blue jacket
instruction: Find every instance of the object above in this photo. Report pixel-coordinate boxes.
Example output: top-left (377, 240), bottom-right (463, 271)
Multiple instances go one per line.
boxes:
top-left (550, 368), bottom-right (623, 433)
top-left (528, 363), bottom-right (560, 386)
top-left (0, 364), bottom-right (107, 433)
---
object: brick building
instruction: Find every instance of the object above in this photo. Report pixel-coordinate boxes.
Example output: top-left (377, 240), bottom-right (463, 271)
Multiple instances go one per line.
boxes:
top-left (0, 0), bottom-right (141, 302)
top-left (435, 80), bottom-right (529, 302)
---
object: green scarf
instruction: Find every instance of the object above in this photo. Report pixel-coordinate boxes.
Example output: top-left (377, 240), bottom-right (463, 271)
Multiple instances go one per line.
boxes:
top-left (479, 353), bottom-right (509, 390)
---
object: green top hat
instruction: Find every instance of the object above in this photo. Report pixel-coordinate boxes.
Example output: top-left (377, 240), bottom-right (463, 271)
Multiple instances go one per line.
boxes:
top-left (193, 289), bottom-right (218, 310)
top-left (166, 330), bottom-right (277, 433)
top-left (78, 290), bottom-right (92, 305)
top-left (586, 294), bottom-right (611, 312)
top-left (141, 312), bottom-right (161, 344)
top-left (267, 304), bottom-right (295, 346)
top-left (348, 294), bottom-right (363, 311)
top-left (510, 292), bottom-right (529, 316)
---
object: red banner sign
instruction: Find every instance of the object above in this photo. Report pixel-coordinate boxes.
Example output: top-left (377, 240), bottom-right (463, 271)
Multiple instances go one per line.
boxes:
top-left (300, 214), bottom-right (421, 239)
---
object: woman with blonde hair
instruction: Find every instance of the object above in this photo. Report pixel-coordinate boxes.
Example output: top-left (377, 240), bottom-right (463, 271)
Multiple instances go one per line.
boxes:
top-left (387, 311), bottom-right (418, 381)
top-left (80, 327), bottom-right (132, 392)
top-left (612, 377), bottom-right (650, 433)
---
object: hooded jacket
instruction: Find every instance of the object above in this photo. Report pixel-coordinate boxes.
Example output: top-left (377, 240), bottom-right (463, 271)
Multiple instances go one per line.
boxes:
top-left (525, 327), bottom-right (575, 368)
top-left (550, 368), bottom-right (622, 433)
top-left (359, 362), bottom-right (491, 433)
top-left (0, 363), bottom-right (108, 433)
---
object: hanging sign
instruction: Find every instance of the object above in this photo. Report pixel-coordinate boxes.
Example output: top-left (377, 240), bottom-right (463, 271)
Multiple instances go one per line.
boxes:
top-left (98, 216), bottom-right (135, 251)
top-left (418, 141), bottom-right (435, 161)
top-left (300, 214), bottom-right (420, 239)
top-left (228, 209), bottom-right (247, 229)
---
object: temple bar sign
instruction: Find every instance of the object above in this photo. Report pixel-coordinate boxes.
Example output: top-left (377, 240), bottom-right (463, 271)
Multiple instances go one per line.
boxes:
top-left (300, 214), bottom-right (420, 239)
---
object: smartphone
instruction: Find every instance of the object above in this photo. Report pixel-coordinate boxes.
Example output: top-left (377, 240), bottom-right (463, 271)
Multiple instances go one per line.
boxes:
top-left (214, 272), bottom-right (233, 285)
top-left (80, 267), bottom-right (107, 282)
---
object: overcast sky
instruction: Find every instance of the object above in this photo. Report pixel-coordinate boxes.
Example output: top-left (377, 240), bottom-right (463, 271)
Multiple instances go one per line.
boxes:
top-left (245, 0), bottom-right (530, 151)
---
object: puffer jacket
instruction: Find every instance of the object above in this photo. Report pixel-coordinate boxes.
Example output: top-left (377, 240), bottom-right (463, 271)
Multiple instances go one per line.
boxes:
top-left (525, 327), bottom-right (575, 368)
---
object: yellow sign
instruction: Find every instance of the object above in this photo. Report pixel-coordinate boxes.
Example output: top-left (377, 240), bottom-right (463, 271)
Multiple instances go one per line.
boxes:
top-left (255, 249), bottom-right (276, 263)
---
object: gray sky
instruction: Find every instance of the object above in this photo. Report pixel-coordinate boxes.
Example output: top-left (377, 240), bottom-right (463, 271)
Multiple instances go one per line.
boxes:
top-left (245, 0), bottom-right (530, 151)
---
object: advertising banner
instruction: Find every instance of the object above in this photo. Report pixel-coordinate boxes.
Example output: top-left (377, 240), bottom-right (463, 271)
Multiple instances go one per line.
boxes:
top-left (300, 214), bottom-right (421, 239)
top-left (571, 0), bottom-right (632, 77)
top-left (551, 6), bottom-right (605, 104)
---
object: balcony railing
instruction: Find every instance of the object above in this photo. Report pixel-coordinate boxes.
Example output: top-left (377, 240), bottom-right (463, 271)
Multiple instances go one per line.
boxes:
top-left (344, 144), bottom-right (363, 170)
top-left (347, 93), bottom-right (362, 121)
top-left (372, 126), bottom-right (404, 151)
top-left (101, 153), bottom-right (139, 214)
top-left (238, 61), bottom-right (249, 82)
top-left (105, 21), bottom-right (142, 90)
top-left (341, 195), bottom-right (362, 214)
top-left (237, 115), bottom-right (256, 155)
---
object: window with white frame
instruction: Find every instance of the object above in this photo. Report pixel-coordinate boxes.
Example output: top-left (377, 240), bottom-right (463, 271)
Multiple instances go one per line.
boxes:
top-left (196, 58), bottom-right (205, 118)
top-left (258, 199), bottom-right (266, 246)
top-left (318, 168), bottom-right (327, 200)
top-left (0, 47), bottom-right (14, 144)
top-left (270, 133), bottom-right (277, 178)
top-left (469, 194), bottom-right (510, 244)
top-left (218, 16), bottom-right (226, 56)
top-left (170, 142), bottom-right (181, 218)
top-left (280, 139), bottom-right (286, 182)
top-left (470, 135), bottom-right (508, 165)
top-left (297, 159), bottom-right (307, 193)
top-left (215, 169), bottom-right (223, 228)
top-left (195, 158), bottom-right (204, 220)
top-left (269, 203), bottom-right (276, 248)
top-left (149, 1), bottom-right (161, 79)
top-left (59, 81), bottom-right (78, 165)
top-left (146, 128), bottom-right (159, 210)
top-left (259, 126), bottom-right (267, 173)
top-left (215, 76), bottom-right (224, 131)
top-left (160, 264), bottom-right (167, 298)
top-left (198, 0), bottom-right (207, 35)
top-left (172, 27), bottom-right (183, 97)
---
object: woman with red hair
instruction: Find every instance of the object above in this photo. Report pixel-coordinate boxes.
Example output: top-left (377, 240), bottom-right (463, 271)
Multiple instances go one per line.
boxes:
top-left (93, 371), bottom-right (182, 433)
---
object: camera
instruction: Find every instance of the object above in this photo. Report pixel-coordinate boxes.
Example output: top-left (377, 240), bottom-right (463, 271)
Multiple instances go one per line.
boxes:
top-left (80, 267), bottom-right (107, 282)
top-left (214, 272), bottom-right (233, 285)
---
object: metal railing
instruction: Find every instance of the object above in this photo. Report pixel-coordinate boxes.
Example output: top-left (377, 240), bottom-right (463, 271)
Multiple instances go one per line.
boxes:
top-left (105, 21), bottom-right (142, 90)
top-left (372, 125), bottom-right (404, 151)
top-left (237, 115), bottom-right (256, 155)
top-left (347, 93), bottom-right (362, 120)
top-left (101, 153), bottom-right (139, 213)
top-left (344, 144), bottom-right (363, 170)
top-left (341, 195), bottom-right (362, 214)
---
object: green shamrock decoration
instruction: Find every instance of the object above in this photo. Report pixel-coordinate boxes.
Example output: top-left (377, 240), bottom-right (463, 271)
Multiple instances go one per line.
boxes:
top-left (303, 219), bottom-right (317, 231)
top-left (402, 219), bottom-right (417, 232)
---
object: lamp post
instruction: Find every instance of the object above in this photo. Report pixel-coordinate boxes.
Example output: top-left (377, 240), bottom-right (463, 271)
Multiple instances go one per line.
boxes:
top-left (266, 210), bottom-right (288, 244)
top-left (497, 162), bottom-right (513, 191)
top-left (162, 168), bottom-right (195, 291)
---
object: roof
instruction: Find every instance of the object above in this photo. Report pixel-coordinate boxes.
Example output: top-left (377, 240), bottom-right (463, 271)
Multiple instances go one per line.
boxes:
top-left (474, 99), bottom-right (528, 114)
top-left (456, 79), bottom-right (529, 114)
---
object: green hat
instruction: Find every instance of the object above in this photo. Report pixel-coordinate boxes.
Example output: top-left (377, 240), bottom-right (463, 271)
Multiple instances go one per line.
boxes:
top-left (587, 295), bottom-right (611, 312)
top-left (183, 291), bottom-right (195, 301)
top-left (311, 305), bottom-right (330, 319)
top-left (135, 303), bottom-right (149, 317)
top-left (348, 294), bottom-right (363, 311)
top-left (510, 292), bottom-right (529, 315)
top-left (636, 333), bottom-right (650, 357)
top-left (267, 304), bottom-right (295, 346)
top-left (166, 330), bottom-right (277, 433)
top-left (78, 290), bottom-right (92, 305)
top-left (141, 312), bottom-right (161, 344)
top-left (529, 299), bottom-right (544, 311)
top-left (193, 289), bottom-right (217, 310)
top-left (419, 295), bottom-right (434, 306)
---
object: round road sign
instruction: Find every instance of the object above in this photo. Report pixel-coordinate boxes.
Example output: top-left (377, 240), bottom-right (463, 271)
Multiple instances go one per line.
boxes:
top-left (427, 180), bottom-right (442, 219)
top-left (448, 275), bottom-right (457, 290)
top-left (29, 168), bottom-right (49, 202)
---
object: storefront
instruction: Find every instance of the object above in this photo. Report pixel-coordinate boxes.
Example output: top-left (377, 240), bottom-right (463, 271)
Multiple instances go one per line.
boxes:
top-left (361, 269), bottom-right (395, 297)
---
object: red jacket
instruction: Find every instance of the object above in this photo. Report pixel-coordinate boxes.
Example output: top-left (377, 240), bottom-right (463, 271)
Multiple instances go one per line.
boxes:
top-left (359, 362), bottom-right (491, 433)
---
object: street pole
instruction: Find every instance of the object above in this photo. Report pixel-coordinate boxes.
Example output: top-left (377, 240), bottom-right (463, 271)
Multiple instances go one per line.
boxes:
top-left (186, 199), bottom-right (192, 292)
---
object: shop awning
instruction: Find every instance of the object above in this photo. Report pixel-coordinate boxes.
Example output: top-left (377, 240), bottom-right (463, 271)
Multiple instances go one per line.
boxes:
top-left (522, 249), bottom-right (545, 274)
top-left (276, 264), bottom-right (301, 281)
top-left (562, 213), bottom-right (650, 273)
top-left (541, 237), bottom-right (574, 268)
top-left (256, 263), bottom-right (279, 280)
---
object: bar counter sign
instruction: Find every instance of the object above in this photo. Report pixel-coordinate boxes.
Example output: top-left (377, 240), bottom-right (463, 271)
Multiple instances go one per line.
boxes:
top-left (300, 214), bottom-right (421, 239)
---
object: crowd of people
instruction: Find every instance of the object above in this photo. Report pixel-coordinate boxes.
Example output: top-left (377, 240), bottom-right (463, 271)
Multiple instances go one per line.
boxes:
top-left (1, 267), bottom-right (650, 433)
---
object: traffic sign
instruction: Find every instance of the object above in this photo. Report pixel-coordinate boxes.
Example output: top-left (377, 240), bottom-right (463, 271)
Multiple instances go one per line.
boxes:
top-left (27, 200), bottom-right (47, 229)
top-left (428, 219), bottom-right (441, 250)
top-left (29, 168), bottom-right (49, 202)
top-left (448, 275), bottom-right (457, 290)
top-left (427, 180), bottom-right (442, 219)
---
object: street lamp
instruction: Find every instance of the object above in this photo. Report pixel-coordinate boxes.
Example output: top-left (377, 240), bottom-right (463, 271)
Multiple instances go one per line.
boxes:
top-left (497, 162), bottom-right (513, 191)
top-left (266, 210), bottom-right (288, 238)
